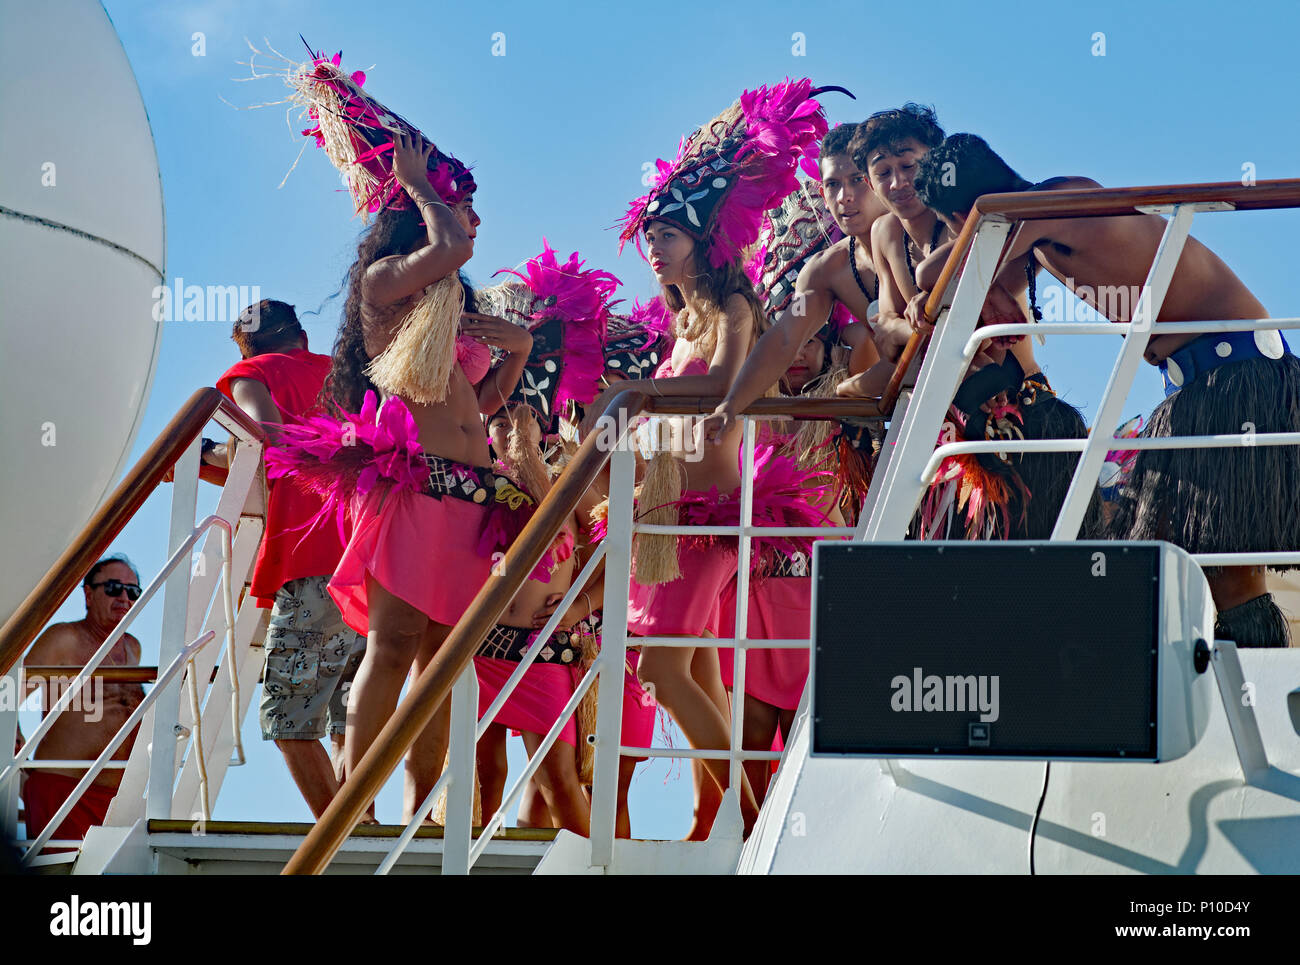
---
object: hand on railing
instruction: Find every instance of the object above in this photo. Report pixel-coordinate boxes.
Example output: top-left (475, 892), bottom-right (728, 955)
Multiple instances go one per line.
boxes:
top-left (904, 291), bottom-right (933, 335)
top-left (697, 405), bottom-right (735, 448)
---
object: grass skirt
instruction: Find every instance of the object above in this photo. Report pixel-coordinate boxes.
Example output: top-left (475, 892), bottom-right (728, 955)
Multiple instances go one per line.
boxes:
top-left (1105, 354), bottom-right (1300, 569)
top-left (912, 387), bottom-right (1100, 541)
top-left (1214, 592), bottom-right (1291, 648)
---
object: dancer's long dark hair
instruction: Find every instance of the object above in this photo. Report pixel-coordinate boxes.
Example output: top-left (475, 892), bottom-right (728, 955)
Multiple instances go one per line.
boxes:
top-left (661, 236), bottom-right (765, 362)
top-left (320, 205), bottom-right (477, 414)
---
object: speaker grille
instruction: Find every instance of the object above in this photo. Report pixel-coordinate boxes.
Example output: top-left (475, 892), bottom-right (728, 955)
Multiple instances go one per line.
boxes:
top-left (812, 543), bottom-right (1160, 758)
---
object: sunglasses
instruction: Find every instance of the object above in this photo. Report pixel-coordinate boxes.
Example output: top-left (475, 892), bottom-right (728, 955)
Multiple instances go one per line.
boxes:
top-left (90, 580), bottom-right (142, 602)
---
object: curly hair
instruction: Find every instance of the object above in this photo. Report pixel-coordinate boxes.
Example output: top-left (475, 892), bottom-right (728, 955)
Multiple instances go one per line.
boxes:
top-left (320, 206), bottom-right (478, 414)
top-left (848, 103), bottom-right (944, 172)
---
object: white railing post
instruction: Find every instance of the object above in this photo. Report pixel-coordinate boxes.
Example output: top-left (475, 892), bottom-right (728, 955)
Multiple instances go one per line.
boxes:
top-left (857, 389), bottom-right (910, 524)
top-left (441, 663), bottom-right (478, 875)
top-left (0, 665), bottom-right (17, 840)
top-left (730, 419), bottom-right (756, 792)
top-left (861, 219), bottom-right (1012, 540)
top-left (146, 436), bottom-right (200, 819)
top-left (1051, 204), bottom-right (1196, 539)
top-left (589, 443), bottom-right (636, 868)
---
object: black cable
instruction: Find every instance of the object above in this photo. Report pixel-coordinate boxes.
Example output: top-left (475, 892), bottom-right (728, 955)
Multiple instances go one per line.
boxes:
top-left (1028, 761), bottom-right (1051, 875)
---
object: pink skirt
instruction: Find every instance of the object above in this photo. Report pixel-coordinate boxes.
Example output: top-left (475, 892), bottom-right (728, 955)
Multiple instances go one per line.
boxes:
top-left (474, 655), bottom-right (579, 747)
top-left (621, 650), bottom-right (656, 760)
top-left (627, 539), bottom-right (737, 637)
top-left (329, 486), bottom-right (493, 636)
top-left (717, 576), bottom-right (811, 711)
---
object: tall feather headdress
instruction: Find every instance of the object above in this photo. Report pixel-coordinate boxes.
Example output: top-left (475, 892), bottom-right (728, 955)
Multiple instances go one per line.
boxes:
top-left (617, 79), bottom-right (835, 268)
top-left (290, 45), bottom-right (476, 218)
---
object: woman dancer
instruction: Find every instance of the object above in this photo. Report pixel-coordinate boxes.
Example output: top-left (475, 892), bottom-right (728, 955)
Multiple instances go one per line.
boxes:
top-left (585, 80), bottom-right (833, 835)
top-left (468, 244), bottom-right (617, 835)
top-left (271, 51), bottom-right (534, 817)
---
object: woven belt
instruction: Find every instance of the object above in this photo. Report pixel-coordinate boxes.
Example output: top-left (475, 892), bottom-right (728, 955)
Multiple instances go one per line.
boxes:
top-left (423, 453), bottom-right (534, 508)
top-left (476, 623), bottom-right (581, 665)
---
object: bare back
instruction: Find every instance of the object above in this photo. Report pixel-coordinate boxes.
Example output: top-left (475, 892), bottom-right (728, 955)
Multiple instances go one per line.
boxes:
top-left (1017, 178), bottom-right (1268, 362)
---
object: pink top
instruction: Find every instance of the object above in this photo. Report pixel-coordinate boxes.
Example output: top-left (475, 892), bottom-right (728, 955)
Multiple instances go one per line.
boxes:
top-left (654, 355), bottom-right (707, 379)
top-left (456, 334), bottom-right (492, 385)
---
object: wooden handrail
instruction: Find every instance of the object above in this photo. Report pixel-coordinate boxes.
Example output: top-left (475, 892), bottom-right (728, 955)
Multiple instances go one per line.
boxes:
top-left (23, 666), bottom-right (158, 684)
top-left (645, 396), bottom-right (884, 418)
top-left (975, 178), bottom-right (1300, 221)
top-left (890, 178), bottom-right (1300, 406)
top-left (0, 388), bottom-right (267, 677)
top-left (282, 389), bottom-right (881, 874)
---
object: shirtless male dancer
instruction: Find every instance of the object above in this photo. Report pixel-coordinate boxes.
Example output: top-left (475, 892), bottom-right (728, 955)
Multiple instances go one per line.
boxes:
top-left (912, 133), bottom-right (1300, 645)
top-left (697, 119), bottom-right (889, 441)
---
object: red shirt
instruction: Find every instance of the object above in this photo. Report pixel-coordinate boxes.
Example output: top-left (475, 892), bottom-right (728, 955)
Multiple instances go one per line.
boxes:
top-left (216, 349), bottom-right (344, 607)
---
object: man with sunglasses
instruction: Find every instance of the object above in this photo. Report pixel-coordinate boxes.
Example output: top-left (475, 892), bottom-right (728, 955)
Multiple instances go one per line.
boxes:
top-left (20, 555), bottom-right (145, 844)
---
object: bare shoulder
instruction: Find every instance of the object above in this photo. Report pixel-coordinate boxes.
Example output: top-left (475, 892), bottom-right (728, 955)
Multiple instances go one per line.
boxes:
top-left (721, 291), bottom-right (755, 328)
top-left (26, 622), bottom-right (81, 664)
top-left (871, 213), bottom-right (904, 249)
top-left (360, 255), bottom-right (407, 308)
top-left (803, 238), bottom-right (849, 280)
top-left (123, 634), bottom-right (142, 665)
top-left (1037, 175), bottom-right (1102, 192)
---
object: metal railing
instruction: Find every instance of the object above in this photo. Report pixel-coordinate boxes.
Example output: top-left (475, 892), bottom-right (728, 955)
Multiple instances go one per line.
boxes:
top-left (862, 178), bottom-right (1300, 548)
top-left (0, 389), bottom-right (270, 855)
top-left (365, 409), bottom-right (859, 875)
top-left (236, 178), bottom-right (1300, 874)
top-left (285, 390), bottom-right (882, 874)
top-left (13, 630), bottom-right (217, 862)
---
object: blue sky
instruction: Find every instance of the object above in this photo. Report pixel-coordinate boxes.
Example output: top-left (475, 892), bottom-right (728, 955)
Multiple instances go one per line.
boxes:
top-left (29, 0), bottom-right (1300, 840)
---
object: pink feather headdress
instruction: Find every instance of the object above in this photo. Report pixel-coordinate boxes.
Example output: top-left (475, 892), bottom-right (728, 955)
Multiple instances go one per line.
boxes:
top-left (476, 242), bottom-right (620, 430)
top-left (618, 79), bottom-right (838, 269)
top-left (604, 297), bottom-right (676, 380)
top-left (291, 44), bottom-right (476, 217)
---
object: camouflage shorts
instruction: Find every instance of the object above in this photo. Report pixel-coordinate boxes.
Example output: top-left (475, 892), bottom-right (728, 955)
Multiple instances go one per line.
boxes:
top-left (259, 575), bottom-right (365, 741)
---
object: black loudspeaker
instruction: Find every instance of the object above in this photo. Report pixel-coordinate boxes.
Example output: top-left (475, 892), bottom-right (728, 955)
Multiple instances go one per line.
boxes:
top-left (811, 542), bottom-right (1162, 759)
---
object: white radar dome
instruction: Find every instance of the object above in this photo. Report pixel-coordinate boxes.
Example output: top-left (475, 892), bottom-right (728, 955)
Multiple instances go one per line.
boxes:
top-left (0, 0), bottom-right (165, 623)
